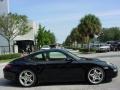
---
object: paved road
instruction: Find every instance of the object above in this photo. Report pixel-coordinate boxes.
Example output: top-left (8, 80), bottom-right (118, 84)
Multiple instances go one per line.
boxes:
top-left (0, 52), bottom-right (120, 90)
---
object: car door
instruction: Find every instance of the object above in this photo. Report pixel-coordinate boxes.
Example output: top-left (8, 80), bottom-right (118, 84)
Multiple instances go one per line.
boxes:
top-left (31, 52), bottom-right (49, 81)
top-left (35, 51), bottom-right (67, 82)
top-left (40, 50), bottom-right (85, 82)
top-left (30, 51), bottom-right (65, 82)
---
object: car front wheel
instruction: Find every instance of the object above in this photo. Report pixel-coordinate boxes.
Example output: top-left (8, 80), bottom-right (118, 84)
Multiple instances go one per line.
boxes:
top-left (87, 67), bottom-right (105, 84)
top-left (19, 70), bottom-right (37, 87)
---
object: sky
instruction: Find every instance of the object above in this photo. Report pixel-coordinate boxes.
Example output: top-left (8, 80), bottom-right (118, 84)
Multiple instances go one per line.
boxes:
top-left (9, 0), bottom-right (120, 43)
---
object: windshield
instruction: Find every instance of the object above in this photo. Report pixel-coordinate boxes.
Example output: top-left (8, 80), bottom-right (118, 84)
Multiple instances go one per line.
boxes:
top-left (64, 49), bottom-right (81, 60)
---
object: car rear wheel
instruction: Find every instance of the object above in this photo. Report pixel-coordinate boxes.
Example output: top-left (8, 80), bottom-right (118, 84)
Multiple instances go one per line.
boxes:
top-left (19, 70), bottom-right (36, 87)
top-left (87, 67), bottom-right (105, 84)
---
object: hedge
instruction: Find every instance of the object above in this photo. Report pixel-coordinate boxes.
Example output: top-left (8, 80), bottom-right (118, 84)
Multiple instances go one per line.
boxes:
top-left (79, 48), bottom-right (96, 53)
top-left (0, 53), bottom-right (21, 60)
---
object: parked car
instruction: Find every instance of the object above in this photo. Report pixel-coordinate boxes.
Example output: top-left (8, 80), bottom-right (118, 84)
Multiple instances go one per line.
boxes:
top-left (98, 45), bottom-right (110, 52)
top-left (41, 45), bottom-right (50, 50)
top-left (3, 49), bottom-right (118, 87)
top-left (93, 44), bottom-right (110, 52)
top-left (107, 41), bottom-right (120, 51)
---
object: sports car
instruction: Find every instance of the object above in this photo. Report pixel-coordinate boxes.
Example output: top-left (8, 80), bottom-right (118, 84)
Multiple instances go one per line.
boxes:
top-left (3, 49), bottom-right (118, 87)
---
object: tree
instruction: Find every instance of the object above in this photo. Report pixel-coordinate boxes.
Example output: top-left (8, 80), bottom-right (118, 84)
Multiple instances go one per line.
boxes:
top-left (70, 28), bottom-right (78, 43)
top-left (36, 25), bottom-right (56, 48)
top-left (98, 27), bottom-right (120, 42)
top-left (0, 13), bottom-right (31, 53)
top-left (48, 31), bottom-right (56, 44)
top-left (64, 35), bottom-right (72, 47)
top-left (78, 14), bottom-right (102, 50)
top-left (36, 25), bottom-right (45, 48)
top-left (69, 28), bottom-right (82, 48)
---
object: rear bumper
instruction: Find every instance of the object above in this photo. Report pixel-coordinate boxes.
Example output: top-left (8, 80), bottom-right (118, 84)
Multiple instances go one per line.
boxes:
top-left (3, 70), bottom-right (17, 81)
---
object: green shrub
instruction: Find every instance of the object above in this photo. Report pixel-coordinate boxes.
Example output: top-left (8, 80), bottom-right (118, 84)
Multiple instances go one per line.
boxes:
top-left (0, 53), bottom-right (21, 60)
top-left (79, 48), bottom-right (96, 53)
top-left (65, 47), bottom-right (79, 50)
top-left (72, 47), bottom-right (79, 50)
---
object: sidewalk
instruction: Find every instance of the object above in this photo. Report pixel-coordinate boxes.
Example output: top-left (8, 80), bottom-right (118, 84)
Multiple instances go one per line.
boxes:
top-left (0, 62), bottom-right (8, 66)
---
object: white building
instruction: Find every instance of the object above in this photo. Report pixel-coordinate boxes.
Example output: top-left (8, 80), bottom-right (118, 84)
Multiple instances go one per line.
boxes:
top-left (0, 0), bottom-right (9, 15)
top-left (0, 0), bottom-right (9, 54)
top-left (14, 21), bottom-right (39, 53)
top-left (0, 0), bottom-right (39, 54)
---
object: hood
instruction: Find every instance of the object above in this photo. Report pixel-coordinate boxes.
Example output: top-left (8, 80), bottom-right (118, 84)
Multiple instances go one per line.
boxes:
top-left (80, 57), bottom-right (107, 64)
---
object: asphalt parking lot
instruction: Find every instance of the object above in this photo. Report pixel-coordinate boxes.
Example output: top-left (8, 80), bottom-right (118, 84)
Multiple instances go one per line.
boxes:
top-left (0, 52), bottom-right (120, 90)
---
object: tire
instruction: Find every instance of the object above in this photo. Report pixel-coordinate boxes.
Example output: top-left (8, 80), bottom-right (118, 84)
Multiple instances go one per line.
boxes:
top-left (19, 70), bottom-right (37, 87)
top-left (87, 67), bottom-right (105, 84)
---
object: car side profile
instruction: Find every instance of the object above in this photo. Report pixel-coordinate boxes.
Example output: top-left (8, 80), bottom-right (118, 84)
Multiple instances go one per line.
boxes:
top-left (3, 49), bottom-right (118, 87)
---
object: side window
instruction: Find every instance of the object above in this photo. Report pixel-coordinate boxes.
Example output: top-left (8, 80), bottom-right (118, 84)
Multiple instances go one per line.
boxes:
top-left (49, 51), bottom-right (66, 61)
top-left (33, 53), bottom-right (46, 61)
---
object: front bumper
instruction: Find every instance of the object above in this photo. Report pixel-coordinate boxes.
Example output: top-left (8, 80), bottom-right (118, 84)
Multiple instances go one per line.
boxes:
top-left (111, 68), bottom-right (118, 78)
top-left (105, 64), bottom-right (118, 79)
top-left (110, 64), bottom-right (118, 78)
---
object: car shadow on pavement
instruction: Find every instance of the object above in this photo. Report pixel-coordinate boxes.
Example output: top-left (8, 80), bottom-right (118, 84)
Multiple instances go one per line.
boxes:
top-left (0, 78), bottom-right (21, 88)
top-left (0, 78), bottom-right (112, 88)
top-left (36, 80), bottom-right (112, 87)
top-left (37, 81), bottom-right (89, 86)
top-left (0, 78), bottom-right (88, 87)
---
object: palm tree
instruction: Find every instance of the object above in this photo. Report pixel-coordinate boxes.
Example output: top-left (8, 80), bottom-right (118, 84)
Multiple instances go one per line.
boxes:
top-left (70, 28), bottom-right (82, 48)
top-left (64, 35), bottom-right (72, 47)
top-left (78, 14), bottom-right (102, 51)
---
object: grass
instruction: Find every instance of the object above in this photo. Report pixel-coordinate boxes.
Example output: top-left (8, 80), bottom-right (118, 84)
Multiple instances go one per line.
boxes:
top-left (0, 59), bottom-right (14, 63)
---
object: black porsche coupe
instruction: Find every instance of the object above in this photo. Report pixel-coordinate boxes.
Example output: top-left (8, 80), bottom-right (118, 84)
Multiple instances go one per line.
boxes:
top-left (3, 49), bottom-right (118, 87)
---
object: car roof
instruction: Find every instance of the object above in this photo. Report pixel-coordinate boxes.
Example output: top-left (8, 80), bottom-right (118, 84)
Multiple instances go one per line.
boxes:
top-left (40, 48), bottom-right (64, 52)
top-left (30, 48), bottom-right (65, 55)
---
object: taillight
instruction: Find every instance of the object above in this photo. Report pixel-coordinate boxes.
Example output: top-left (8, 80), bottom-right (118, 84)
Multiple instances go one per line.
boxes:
top-left (4, 64), bottom-right (12, 69)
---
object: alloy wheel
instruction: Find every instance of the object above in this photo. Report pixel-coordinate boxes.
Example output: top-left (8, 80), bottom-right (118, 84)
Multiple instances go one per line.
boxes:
top-left (88, 67), bottom-right (104, 84)
top-left (19, 70), bottom-right (36, 87)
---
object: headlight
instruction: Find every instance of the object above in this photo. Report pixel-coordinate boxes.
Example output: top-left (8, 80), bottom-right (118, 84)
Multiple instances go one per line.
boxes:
top-left (106, 62), bottom-right (117, 69)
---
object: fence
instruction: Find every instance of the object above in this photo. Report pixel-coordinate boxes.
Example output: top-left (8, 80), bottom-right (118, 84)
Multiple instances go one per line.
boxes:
top-left (0, 46), bottom-right (13, 54)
